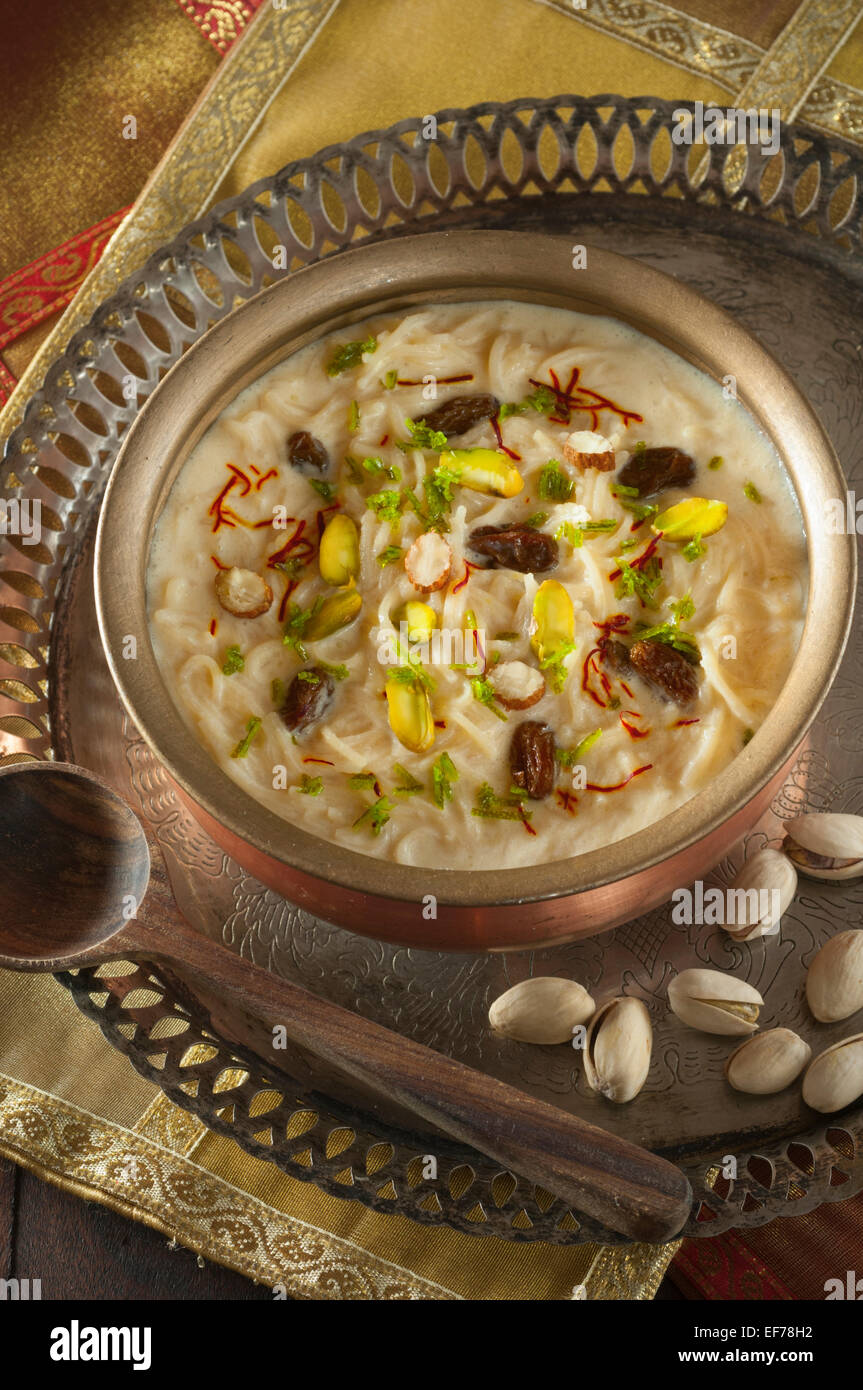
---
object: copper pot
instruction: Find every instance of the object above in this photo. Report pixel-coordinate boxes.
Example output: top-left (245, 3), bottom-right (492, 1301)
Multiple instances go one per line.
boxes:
top-left (95, 231), bottom-right (855, 952)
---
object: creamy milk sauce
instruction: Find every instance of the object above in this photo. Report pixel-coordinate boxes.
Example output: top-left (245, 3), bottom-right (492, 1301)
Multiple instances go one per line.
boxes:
top-left (148, 301), bottom-right (807, 868)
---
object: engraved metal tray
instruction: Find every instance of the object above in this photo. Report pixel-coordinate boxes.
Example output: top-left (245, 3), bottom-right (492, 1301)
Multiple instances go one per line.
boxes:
top-left (3, 95), bottom-right (863, 1245)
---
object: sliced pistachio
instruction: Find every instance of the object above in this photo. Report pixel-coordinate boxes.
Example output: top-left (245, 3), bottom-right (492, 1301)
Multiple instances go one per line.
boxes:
top-left (402, 600), bottom-right (437, 642)
top-left (304, 584), bottom-right (363, 641)
top-left (440, 447), bottom-right (524, 498)
top-left (385, 674), bottom-right (435, 753)
top-left (667, 968), bottom-right (763, 1036)
top-left (318, 514), bottom-right (360, 586)
top-left (782, 812), bottom-right (863, 881)
top-left (530, 579), bottom-right (574, 665)
top-left (652, 497), bottom-right (728, 541)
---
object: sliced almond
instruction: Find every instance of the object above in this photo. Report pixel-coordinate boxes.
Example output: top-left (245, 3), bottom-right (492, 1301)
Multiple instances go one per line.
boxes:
top-left (215, 567), bottom-right (273, 619)
top-left (563, 430), bottom-right (615, 472)
top-left (405, 532), bottom-right (452, 592)
top-left (490, 660), bottom-right (546, 710)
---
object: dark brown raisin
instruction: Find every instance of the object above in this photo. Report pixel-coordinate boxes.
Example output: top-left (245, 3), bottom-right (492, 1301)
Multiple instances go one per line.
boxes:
top-left (598, 637), bottom-right (632, 676)
top-left (415, 393), bottom-right (500, 437)
top-left (469, 524), bottom-right (558, 574)
top-left (617, 446), bottom-right (695, 497)
top-left (279, 666), bottom-right (335, 732)
top-left (509, 721), bottom-right (556, 800)
top-left (628, 640), bottom-right (699, 706)
top-left (287, 430), bottom-right (329, 474)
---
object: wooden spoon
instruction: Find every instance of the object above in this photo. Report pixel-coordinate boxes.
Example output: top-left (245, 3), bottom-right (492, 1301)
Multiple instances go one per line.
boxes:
top-left (0, 761), bottom-right (691, 1242)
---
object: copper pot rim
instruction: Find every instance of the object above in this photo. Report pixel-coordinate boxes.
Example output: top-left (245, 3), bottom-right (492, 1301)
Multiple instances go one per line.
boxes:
top-left (94, 230), bottom-right (856, 908)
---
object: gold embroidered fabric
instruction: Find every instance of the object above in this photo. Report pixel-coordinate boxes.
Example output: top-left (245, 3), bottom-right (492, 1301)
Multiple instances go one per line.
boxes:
top-left (2, 0), bottom-right (863, 1299)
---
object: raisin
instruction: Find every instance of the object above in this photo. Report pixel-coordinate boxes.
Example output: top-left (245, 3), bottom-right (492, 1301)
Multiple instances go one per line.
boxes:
top-left (598, 637), bottom-right (632, 676)
top-left (617, 446), bottom-right (695, 497)
top-left (415, 393), bottom-right (500, 437)
top-left (279, 666), bottom-right (335, 732)
top-left (469, 523), bottom-right (558, 573)
top-left (509, 721), bottom-right (556, 800)
top-left (287, 430), bottom-right (329, 474)
top-left (628, 640), bottom-right (699, 706)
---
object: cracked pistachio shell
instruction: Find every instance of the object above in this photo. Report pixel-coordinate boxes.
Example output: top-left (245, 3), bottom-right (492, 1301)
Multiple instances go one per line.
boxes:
top-left (802, 1034), bottom-right (863, 1114)
top-left (488, 977), bottom-right (595, 1045)
top-left (806, 930), bottom-right (863, 1023)
top-left (720, 848), bottom-right (798, 941)
top-left (583, 997), bottom-right (652, 1103)
top-left (782, 813), bottom-right (863, 881)
top-left (667, 968), bottom-right (763, 1036)
top-left (725, 1028), bottom-right (811, 1095)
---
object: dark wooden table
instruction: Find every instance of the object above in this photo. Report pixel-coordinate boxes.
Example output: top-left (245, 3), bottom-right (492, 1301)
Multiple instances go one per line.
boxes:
top-left (0, 1156), bottom-right (685, 1299)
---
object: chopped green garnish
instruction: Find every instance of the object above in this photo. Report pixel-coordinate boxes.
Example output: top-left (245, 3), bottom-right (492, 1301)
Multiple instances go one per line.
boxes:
top-left (432, 752), bottom-right (459, 809)
top-left (742, 727), bottom-right (754, 746)
top-left (402, 417), bottom-right (448, 452)
top-left (381, 369), bottom-right (398, 390)
top-left (348, 772), bottom-right (378, 791)
top-left (708, 455), bottom-right (723, 470)
top-left (343, 454), bottom-right (364, 484)
top-left (308, 478), bottom-right (336, 502)
top-left (538, 641), bottom-right (577, 694)
top-left (393, 763), bottom-right (424, 795)
top-left (327, 335), bottom-right (377, 376)
top-left (271, 677), bottom-right (285, 706)
top-left (508, 784), bottom-right (529, 801)
top-left (470, 675), bottom-right (508, 721)
top-left (316, 660), bottom-right (350, 681)
top-left (421, 459), bottom-right (462, 530)
top-left (556, 518), bottom-right (617, 549)
top-left (614, 555), bottom-right (663, 607)
top-left (222, 645), bottom-right (245, 676)
top-left (556, 728), bottom-right (602, 767)
top-left (499, 386), bottom-right (558, 418)
top-left (387, 660), bottom-right (435, 692)
top-left (231, 716), bottom-right (261, 759)
top-left (471, 781), bottom-right (533, 823)
top-left (348, 400), bottom-right (360, 433)
top-left (612, 487), bottom-right (658, 523)
top-left (297, 670), bottom-right (322, 683)
top-left (525, 511), bottom-right (549, 528)
top-left (282, 599), bottom-right (322, 660)
top-left (670, 593), bottom-right (695, 622)
top-left (538, 459), bottom-right (574, 502)
top-left (273, 556), bottom-right (306, 579)
top-left (744, 481), bottom-right (763, 503)
top-left (294, 774), bottom-right (323, 796)
top-left (634, 621), bottom-right (700, 663)
top-left (352, 795), bottom-right (394, 836)
top-left (682, 533), bottom-right (706, 563)
top-left (494, 631), bottom-right (519, 641)
top-left (376, 545), bottom-right (403, 568)
top-left (366, 489), bottom-right (404, 525)
top-left (362, 455), bottom-right (401, 482)
top-left (620, 536), bottom-right (639, 552)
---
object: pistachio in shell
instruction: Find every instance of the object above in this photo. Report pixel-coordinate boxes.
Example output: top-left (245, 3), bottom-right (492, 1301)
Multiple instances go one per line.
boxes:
top-left (720, 848), bottom-right (798, 942)
top-left (802, 1034), bottom-right (863, 1114)
top-left (782, 812), bottom-right (863, 881)
top-left (724, 1028), bottom-right (811, 1095)
top-left (806, 930), bottom-right (863, 1023)
top-left (583, 997), bottom-right (652, 1103)
top-left (488, 977), bottom-right (595, 1045)
top-left (667, 968), bottom-right (763, 1036)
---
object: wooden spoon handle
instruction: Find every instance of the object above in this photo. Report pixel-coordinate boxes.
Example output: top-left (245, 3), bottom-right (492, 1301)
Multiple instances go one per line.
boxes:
top-left (136, 902), bottom-right (690, 1243)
